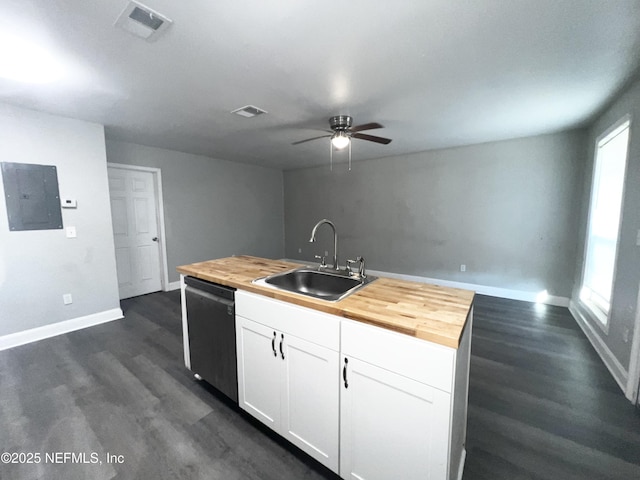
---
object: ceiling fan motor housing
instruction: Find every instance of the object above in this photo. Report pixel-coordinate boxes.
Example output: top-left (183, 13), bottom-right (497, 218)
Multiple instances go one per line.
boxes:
top-left (291, 115), bottom-right (391, 146)
top-left (329, 115), bottom-right (353, 131)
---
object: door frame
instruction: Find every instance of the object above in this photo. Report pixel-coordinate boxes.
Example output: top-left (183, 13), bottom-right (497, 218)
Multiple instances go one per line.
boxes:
top-left (627, 281), bottom-right (640, 404)
top-left (107, 162), bottom-right (170, 292)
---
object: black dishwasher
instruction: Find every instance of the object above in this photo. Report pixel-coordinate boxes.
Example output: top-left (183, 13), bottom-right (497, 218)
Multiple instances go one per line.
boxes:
top-left (184, 276), bottom-right (238, 403)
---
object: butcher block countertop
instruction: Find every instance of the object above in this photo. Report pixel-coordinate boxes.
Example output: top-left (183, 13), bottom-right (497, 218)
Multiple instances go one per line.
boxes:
top-left (177, 256), bottom-right (475, 349)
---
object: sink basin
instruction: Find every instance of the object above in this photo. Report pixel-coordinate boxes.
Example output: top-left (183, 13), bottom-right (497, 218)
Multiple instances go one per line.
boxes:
top-left (253, 267), bottom-right (376, 302)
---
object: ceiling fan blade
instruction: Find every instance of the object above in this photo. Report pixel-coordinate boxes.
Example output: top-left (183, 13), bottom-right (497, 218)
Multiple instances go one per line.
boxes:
top-left (350, 122), bottom-right (384, 133)
top-left (292, 134), bottom-right (331, 145)
top-left (352, 132), bottom-right (392, 145)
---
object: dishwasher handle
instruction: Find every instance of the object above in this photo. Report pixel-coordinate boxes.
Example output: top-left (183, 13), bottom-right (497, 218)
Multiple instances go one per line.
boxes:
top-left (185, 285), bottom-right (235, 310)
top-left (184, 276), bottom-right (235, 300)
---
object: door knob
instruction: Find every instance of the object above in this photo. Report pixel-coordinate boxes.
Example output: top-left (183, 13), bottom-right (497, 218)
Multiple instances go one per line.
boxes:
top-left (152, 237), bottom-right (158, 242)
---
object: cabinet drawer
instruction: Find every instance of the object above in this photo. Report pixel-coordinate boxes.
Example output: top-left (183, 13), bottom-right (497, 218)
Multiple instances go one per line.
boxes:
top-left (236, 291), bottom-right (340, 350)
top-left (341, 319), bottom-right (454, 392)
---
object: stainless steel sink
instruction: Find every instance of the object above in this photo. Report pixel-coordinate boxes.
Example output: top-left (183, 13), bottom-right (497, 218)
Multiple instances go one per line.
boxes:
top-left (253, 267), bottom-right (376, 302)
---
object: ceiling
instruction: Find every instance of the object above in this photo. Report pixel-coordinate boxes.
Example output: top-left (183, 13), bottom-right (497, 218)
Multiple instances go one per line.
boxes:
top-left (1, 0), bottom-right (640, 170)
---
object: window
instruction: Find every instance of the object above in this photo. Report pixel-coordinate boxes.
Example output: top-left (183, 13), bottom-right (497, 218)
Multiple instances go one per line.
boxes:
top-left (580, 116), bottom-right (630, 326)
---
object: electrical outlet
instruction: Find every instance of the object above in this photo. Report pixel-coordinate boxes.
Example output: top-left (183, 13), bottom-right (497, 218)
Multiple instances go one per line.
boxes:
top-left (324, 250), bottom-right (329, 256)
top-left (66, 226), bottom-right (77, 238)
top-left (460, 264), bottom-right (466, 272)
top-left (63, 294), bottom-right (72, 305)
top-left (623, 328), bottom-right (630, 343)
top-left (298, 248), bottom-right (302, 254)
top-left (636, 229), bottom-right (640, 246)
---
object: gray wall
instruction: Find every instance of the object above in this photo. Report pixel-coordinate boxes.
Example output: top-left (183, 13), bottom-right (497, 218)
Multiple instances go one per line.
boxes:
top-left (572, 77), bottom-right (640, 370)
top-left (284, 130), bottom-right (586, 298)
top-left (105, 140), bottom-right (284, 283)
top-left (0, 104), bottom-right (121, 337)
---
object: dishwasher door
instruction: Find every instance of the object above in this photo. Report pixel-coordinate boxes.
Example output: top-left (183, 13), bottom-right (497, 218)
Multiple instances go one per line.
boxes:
top-left (185, 277), bottom-right (237, 403)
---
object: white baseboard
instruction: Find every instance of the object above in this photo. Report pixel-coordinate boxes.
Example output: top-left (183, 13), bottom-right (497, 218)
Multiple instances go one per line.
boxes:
top-left (368, 269), bottom-right (570, 307)
top-left (569, 300), bottom-right (629, 396)
top-left (281, 259), bottom-right (570, 307)
top-left (167, 281), bottom-right (181, 291)
top-left (457, 448), bottom-right (466, 480)
top-left (0, 308), bottom-right (123, 352)
top-left (626, 288), bottom-right (640, 404)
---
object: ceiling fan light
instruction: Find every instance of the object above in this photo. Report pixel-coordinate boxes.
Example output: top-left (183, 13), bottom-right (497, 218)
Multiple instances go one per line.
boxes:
top-left (331, 131), bottom-right (350, 150)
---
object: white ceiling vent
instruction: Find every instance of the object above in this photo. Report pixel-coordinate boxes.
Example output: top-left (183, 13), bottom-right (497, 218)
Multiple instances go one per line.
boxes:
top-left (114, 1), bottom-right (172, 42)
top-left (231, 105), bottom-right (268, 118)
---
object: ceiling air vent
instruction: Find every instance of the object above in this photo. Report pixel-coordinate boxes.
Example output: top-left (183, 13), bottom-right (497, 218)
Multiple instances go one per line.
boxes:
top-left (231, 105), bottom-right (268, 118)
top-left (114, 1), bottom-right (172, 41)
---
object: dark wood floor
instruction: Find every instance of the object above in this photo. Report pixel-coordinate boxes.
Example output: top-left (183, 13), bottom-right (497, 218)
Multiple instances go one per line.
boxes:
top-left (0, 292), bottom-right (638, 479)
top-left (465, 296), bottom-right (640, 480)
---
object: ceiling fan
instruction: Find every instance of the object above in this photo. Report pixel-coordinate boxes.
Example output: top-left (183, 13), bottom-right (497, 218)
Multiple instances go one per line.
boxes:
top-left (292, 115), bottom-right (392, 149)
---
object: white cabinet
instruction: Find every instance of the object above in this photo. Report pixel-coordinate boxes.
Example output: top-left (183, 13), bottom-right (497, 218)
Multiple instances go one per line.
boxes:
top-left (280, 331), bottom-right (339, 465)
top-left (340, 313), bottom-right (472, 480)
top-left (235, 290), bottom-right (473, 480)
top-left (340, 356), bottom-right (451, 480)
top-left (236, 317), bottom-right (281, 429)
top-left (235, 291), bottom-right (340, 473)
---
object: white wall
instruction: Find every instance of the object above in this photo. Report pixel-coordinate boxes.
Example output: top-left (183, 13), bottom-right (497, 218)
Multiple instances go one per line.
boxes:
top-left (0, 104), bottom-right (121, 338)
top-left (105, 140), bottom-right (284, 283)
top-left (284, 130), bottom-right (586, 300)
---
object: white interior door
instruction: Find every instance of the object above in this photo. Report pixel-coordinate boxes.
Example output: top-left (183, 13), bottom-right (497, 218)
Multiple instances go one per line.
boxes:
top-left (108, 166), bottom-right (162, 299)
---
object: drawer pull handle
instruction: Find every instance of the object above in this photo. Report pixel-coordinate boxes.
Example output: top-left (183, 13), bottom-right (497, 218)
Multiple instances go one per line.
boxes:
top-left (271, 332), bottom-right (277, 357)
top-left (343, 357), bottom-right (349, 388)
top-left (279, 333), bottom-right (285, 360)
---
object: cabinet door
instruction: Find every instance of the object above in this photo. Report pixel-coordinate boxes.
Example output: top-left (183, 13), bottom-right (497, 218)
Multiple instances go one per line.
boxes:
top-left (236, 315), bottom-right (281, 429)
top-left (340, 356), bottom-right (451, 480)
top-left (281, 333), bottom-right (340, 473)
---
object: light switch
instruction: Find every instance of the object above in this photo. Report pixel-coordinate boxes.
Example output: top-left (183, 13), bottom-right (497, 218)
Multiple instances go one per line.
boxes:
top-left (66, 226), bottom-right (77, 238)
top-left (637, 229), bottom-right (640, 246)
top-left (63, 294), bottom-right (72, 305)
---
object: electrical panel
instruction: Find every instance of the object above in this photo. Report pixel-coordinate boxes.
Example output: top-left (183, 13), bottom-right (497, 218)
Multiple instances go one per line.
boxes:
top-left (1, 162), bottom-right (63, 231)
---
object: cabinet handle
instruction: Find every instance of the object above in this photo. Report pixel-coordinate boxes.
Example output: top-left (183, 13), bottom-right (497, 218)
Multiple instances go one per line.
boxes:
top-left (343, 357), bottom-right (349, 388)
top-left (279, 333), bottom-right (285, 360)
top-left (271, 332), bottom-right (277, 357)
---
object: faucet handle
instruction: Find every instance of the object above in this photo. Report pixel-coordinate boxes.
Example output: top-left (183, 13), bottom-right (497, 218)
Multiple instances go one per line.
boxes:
top-left (355, 256), bottom-right (366, 278)
top-left (346, 259), bottom-right (356, 275)
top-left (314, 255), bottom-right (327, 268)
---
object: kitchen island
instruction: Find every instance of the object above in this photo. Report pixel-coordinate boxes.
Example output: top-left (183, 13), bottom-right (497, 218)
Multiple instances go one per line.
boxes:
top-left (177, 255), bottom-right (474, 347)
top-left (177, 255), bottom-right (474, 480)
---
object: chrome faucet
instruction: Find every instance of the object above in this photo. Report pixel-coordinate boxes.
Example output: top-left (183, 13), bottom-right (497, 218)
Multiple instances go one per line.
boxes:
top-left (309, 219), bottom-right (339, 271)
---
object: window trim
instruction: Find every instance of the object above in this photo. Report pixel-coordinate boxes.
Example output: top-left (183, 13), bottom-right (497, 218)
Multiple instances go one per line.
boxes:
top-left (579, 113), bottom-right (632, 333)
